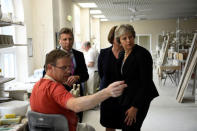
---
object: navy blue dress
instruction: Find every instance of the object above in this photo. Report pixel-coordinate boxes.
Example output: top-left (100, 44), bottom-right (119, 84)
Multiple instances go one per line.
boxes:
top-left (98, 46), bottom-right (122, 129)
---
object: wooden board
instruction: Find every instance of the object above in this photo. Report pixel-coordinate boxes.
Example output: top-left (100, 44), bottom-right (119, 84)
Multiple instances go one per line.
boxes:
top-left (176, 33), bottom-right (197, 102)
top-left (176, 50), bottom-right (197, 102)
top-left (176, 33), bottom-right (197, 99)
top-left (160, 35), bottom-right (170, 65)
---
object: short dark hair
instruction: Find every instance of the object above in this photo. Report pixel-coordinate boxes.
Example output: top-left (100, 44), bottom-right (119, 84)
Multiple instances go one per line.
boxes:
top-left (108, 26), bottom-right (117, 44)
top-left (59, 27), bottom-right (74, 39)
top-left (115, 24), bottom-right (136, 44)
top-left (45, 49), bottom-right (70, 71)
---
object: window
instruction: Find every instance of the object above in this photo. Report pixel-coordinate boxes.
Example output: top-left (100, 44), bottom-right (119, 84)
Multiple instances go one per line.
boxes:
top-left (0, 0), bottom-right (15, 77)
top-left (0, 47), bottom-right (16, 77)
top-left (0, 0), bottom-right (14, 34)
top-left (1, 0), bottom-right (13, 13)
top-left (2, 52), bottom-right (15, 77)
top-left (0, 0), bottom-right (26, 80)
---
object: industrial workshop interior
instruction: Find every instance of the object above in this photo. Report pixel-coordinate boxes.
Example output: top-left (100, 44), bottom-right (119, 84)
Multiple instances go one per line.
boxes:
top-left (0, 0), bottom-right (197, 131)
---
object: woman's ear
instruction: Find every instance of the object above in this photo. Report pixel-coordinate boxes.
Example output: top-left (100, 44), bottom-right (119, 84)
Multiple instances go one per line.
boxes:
top-left (116, 37), bottom-right (121, 44)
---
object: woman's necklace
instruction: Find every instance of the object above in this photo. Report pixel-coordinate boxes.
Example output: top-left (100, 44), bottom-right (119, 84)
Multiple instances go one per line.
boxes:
top-left (123, 44), bottom-right (135, 61)
top-left (124, 50), bottom-right (131, 61)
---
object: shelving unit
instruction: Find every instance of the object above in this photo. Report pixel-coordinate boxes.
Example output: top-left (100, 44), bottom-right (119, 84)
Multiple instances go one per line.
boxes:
top-left (0, 18), bottom-right (26, 103)
top-left (0, 77), bottom-right (15, 84)
top-left (0, 77), bottom-right (15, 102)
top-left (0, 20), bottom-right (24, 27)
top-left (0, 20), bottom-right (24, 48)
top-left (0, 44), bottom-right (13, 48)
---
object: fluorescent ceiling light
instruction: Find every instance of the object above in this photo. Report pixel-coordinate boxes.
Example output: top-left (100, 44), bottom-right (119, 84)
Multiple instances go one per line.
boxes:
top-left (78, 3), bottom-right (97, 8)
top-left (93, 15), bottom-right (105, 19)
top-left (90, 10), bottom-right (102, 14)
top-left (100, 19), bottom-right (109, 21)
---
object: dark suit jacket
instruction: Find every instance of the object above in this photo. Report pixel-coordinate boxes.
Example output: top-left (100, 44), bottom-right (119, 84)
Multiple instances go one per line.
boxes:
top-left (72, 49), bottom-right (89, 83)
top-left (119, 44), bottom-right (159, 109)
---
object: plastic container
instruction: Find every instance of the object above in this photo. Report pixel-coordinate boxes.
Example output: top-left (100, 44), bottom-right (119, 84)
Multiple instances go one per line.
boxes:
top-left (0, 116), bottom-right (21, 125)
top-left (0, 100), bottom-right (29, 117)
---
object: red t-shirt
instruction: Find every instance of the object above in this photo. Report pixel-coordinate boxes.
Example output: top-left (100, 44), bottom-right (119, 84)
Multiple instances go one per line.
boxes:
top-left (30, 79), bottom-right (78, 131)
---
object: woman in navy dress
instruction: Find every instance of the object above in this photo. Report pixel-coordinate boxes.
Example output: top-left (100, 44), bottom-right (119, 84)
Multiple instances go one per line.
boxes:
top-left (98, 26), bottom-right (123, 131)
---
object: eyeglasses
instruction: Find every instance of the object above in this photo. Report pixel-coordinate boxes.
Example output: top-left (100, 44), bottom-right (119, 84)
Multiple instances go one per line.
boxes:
top-left (51, 64), bottom-right (71, 71)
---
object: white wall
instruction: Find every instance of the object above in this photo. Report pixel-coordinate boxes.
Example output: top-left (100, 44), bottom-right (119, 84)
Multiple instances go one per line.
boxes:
top-left (58, 0), bottom-right (73, 29)
top-left (80, 8), bottom-right (90, 42)
top-left (90, 17), bottom-right (100, 51)
top-left (23, 0), bottom-right (74, 75)
top-left (31, 0), bottom-right (54, 70)
top-left (52, 0), bottom-right (60, 35)
top-left (23, 0), bottom-right (33, 76)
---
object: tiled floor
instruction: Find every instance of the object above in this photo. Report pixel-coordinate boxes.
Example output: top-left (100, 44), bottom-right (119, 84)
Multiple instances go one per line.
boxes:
top-left (82, 70), bottom-right (197, 131)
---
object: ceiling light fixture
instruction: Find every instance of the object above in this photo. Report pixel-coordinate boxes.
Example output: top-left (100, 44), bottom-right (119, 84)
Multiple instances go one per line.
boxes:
top-left (78, 3), bottom-right (97, 8)
top-left (90, 10), bottom-right (102, 14)
top-left (100, 19), bottom-right (109, 21)
top-left (93, 15), bottom-right (105, 19)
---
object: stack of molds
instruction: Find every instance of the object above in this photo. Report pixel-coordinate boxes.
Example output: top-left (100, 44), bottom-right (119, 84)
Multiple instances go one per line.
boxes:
top-left (0, 35), bottom-right (14, 47)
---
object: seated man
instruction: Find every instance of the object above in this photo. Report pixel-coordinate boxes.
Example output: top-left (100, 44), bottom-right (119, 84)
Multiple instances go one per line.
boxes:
top-left (30, 49), bottom-right (127, 131)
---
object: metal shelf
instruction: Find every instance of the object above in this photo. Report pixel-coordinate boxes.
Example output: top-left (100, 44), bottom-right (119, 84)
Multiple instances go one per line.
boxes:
top-left (0, 20), bottom-right (24, 48)
top-left (0, 44), bottom-right (14, 48)
top-left (0, 77), bottom-right (15, 85)
top-left (0, 20), bottom-right (24, 27)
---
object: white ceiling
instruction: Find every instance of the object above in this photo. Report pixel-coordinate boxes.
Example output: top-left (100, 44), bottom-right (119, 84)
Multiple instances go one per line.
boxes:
top-left (72, 0), bottom-right (197, 21)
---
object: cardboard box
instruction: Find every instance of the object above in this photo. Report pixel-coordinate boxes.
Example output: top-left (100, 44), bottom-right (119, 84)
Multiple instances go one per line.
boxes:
top-left (178, 52), bottom-right (188, 61)
top-left (178, 53), bottom-right (183, 61)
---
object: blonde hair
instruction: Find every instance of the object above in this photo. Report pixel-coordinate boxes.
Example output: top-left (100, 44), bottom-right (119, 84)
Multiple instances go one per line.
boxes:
top-left (115, 24), bottom-right (136, 44)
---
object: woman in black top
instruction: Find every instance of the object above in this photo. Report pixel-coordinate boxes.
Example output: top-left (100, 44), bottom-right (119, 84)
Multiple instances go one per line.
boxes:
top-left (98, 26), bottom-right (123, 131)
top-left (115, 24), bottom-right (159, 131)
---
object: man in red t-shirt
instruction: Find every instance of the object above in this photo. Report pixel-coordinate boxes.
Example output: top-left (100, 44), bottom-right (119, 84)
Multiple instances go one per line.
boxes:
top-left (30, 49), bottom-right (127, 131)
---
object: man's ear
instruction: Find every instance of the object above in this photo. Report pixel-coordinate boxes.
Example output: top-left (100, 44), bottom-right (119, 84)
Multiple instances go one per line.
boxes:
top-left (59, 40), bottom-right (61, 46)
top-left (47, 64), bottom-right (53, 70)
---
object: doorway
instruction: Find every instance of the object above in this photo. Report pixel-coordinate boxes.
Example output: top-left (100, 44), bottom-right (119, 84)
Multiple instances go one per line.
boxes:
top-left (135, 34), bottom-right (152, 52)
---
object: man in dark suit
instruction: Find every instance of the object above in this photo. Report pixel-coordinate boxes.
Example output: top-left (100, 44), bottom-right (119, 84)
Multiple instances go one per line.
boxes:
top-left (58, 28), bottom-right (89, 91)
top-left (43, 27), bottom-right (89, 122)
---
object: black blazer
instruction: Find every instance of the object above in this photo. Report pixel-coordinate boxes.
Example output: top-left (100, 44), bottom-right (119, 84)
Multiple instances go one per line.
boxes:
top-left (98, 46), bottom-right (122, 90)
top-left (72, 49), bottom-right (89, 83)
top-left (119, 44), bottom-right (159, 109)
